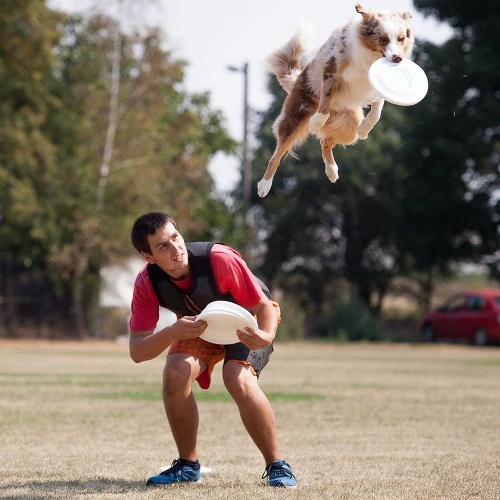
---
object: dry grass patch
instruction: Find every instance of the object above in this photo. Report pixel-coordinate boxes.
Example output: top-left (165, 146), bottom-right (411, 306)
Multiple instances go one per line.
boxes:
top-left (0, 340), bottom-right (499, 499)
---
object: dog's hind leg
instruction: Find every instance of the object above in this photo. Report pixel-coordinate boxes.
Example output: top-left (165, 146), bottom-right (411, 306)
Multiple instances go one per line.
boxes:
top-left (320, 109), bottom-right (362, 183)
top-left (257, 142), bottom-right (292, 198)
top-left (358, 99), bottom-right (385, 140)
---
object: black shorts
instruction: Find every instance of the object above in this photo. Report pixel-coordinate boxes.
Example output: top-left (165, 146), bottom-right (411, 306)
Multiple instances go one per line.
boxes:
top-left (223, 342), bottom-right (274, 377)
top-left (167, 338), bottom-right (274, 389)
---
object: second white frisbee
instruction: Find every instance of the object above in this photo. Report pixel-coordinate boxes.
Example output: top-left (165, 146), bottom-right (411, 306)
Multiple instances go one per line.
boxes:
top-left (197, 301), bottom-right (258, 345)
top-left (368, 58), bottom-right (428, 106)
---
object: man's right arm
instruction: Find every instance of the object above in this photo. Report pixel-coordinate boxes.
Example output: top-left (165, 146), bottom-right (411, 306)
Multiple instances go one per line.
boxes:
top-left (129, 327), bottom-right (175, 363)
top-left (129, 317), bottom-right (208, 363)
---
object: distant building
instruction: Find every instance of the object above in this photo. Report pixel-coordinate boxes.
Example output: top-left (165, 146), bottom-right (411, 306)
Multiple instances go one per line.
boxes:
top-left (99, 258), bottom-right (175, 339)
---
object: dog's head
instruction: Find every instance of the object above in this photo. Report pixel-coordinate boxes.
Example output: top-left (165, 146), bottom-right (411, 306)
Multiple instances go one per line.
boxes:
top-left (355, 3), bottom-right (414, 63)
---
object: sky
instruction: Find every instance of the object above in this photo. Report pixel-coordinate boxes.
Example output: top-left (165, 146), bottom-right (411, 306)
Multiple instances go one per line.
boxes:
top-left (48, 0), bottom-right (453, 192)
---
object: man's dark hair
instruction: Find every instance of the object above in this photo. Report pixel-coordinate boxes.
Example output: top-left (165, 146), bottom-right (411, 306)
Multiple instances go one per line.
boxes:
top-left (131, 212), bottom-right (178, 254)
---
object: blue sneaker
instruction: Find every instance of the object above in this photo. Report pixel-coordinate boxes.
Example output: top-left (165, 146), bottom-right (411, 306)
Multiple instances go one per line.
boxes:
top-left (262, 460), bottom-right (297, 488)
top-left (146, 459), bottom-right (201, 486)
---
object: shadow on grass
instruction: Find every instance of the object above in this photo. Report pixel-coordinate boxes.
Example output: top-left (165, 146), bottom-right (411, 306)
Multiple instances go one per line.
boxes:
top-left (0, 478), bottom-right (146, 498)
top-left (86, 390), bottom-right (324, 402)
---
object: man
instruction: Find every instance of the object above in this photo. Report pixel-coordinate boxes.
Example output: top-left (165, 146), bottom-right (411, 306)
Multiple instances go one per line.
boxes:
top-left (129, 212), bottom-right (296, 488)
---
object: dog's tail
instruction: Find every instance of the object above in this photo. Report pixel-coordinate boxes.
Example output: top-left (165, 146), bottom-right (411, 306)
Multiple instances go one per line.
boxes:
top-left (266, 20), bottom-right (313, 94)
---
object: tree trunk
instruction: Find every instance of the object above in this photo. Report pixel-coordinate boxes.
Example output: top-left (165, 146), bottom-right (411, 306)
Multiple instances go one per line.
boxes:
top-left (96, 22), bottom-right (121, 214)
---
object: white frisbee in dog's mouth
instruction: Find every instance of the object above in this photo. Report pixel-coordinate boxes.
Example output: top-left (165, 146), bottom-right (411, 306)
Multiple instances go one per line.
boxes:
top-left (369, 58), bottom-right (428, 106)
top-left (197, 301), bottom-right (258, 345)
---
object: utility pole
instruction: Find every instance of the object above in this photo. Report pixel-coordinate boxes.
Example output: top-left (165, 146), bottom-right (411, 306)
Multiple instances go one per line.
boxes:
top-left (228, 62), bottom-right (251, 205)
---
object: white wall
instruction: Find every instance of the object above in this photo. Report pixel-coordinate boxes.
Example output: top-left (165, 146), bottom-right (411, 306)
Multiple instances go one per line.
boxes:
top-left (100, 258), bottom-right (176, 333)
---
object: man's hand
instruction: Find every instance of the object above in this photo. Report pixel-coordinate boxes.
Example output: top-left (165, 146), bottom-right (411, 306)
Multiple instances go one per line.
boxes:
top-left (129, 316), bottom-right (207, 363)
top-left (236, 326), bottom-right (273, 349)
top-left (170, 316), bottom-right (208, 340)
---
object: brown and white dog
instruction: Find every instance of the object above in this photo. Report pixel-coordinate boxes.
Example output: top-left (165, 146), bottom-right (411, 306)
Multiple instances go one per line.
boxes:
top-left (257, 3), bottom-right (414, 198)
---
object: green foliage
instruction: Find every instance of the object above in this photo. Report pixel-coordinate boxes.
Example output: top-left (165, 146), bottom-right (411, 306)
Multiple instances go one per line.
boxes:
top-left (3, 0), bottom-right (499, 339)
top-left (250, 1), bottom-right (500, 329)
top-left (316, 289), bottom-right (381, 341)
top-left (0, 4), bottom-right (237, 336)
top-left (393, 2), bottom-right (500, 298)
top-left (273, 291), bottom-right (307, 341)
top-left (252, 75), bottom-right (409, 328)
top-left (0, 1), bottom-right (62, 253)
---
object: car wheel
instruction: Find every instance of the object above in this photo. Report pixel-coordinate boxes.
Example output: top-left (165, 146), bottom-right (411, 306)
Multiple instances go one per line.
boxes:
top-left (422, 324), bottom-right (436, 342)
top-left (473, 328), bottom-right (488, 347)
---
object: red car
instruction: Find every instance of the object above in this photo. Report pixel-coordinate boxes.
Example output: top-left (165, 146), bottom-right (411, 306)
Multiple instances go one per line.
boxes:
top-left (420, 289), bottom-right (500, 346)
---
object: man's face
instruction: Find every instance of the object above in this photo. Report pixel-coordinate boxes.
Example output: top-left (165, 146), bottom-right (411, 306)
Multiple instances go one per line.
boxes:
top-left (142, 222), bottom-right (189, 279)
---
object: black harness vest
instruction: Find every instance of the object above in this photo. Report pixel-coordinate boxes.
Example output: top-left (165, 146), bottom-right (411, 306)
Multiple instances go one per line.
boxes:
top-left (147, 242), bottom-right (271, 317)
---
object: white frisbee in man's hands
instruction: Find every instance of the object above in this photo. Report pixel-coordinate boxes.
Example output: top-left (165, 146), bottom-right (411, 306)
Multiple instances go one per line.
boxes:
top-left (197, 301), bottom-right (258, 345)
top-left (368, 58), bottom-right (428, 106)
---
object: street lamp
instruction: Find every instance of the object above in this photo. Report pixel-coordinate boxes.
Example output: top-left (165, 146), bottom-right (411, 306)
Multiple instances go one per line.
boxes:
top-left (227, 62), bottom-right (251, 205)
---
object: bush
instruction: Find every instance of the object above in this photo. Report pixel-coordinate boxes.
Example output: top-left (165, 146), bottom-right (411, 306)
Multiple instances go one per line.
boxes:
top-left (316, 290), bottom-right (381, 341)
top-left (274, 291), bottom-right (307, 341)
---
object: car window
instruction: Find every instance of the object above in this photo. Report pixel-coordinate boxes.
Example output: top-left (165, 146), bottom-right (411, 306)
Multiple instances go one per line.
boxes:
top-left (466, 296), bottom-right (485, 311)
top-left (445, 295), bottom-right (466, 311)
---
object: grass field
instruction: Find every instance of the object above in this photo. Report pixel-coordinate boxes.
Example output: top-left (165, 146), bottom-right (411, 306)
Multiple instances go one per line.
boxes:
top-left (0, 340), bottom-right (499, 499)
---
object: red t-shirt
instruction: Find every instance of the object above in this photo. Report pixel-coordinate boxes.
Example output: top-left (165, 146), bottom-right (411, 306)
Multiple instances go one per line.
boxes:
top-left (129, 243), bottom-right (265, 332)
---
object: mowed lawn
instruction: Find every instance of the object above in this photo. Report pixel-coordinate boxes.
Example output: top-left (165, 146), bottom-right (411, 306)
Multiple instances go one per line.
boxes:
top-left (0, 340), bottom-right (499, 500)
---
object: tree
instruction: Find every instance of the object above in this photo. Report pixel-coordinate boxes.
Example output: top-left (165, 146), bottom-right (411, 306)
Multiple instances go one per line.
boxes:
top-left (51, 12), bottom-right (237, 336)
top-left (394, 0), bottom-right (500, 307)
top-left (249, 0), bottom-right (500, 334)
top-left (0, 5), bottom-right (237, 337)
top-left (0, 0), bottom-right (65, 333)
top-left (250, 76), bottom-right (410, 333)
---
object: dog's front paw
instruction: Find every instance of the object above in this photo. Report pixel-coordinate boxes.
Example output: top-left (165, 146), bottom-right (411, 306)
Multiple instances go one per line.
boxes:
top-left (309, 112), bottom-right (329, 134)
top-left (358, 127), bottom-right (368, 141)
top-left (325, 163), bottom-right (339, 183)
top-left (257, 178), bottom-right (273, 198)
top-left (357, 124), bottom-right (369, 140)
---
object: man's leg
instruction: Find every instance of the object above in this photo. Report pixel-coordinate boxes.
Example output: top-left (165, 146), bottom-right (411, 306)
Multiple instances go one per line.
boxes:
top-left (222, 362), bottom-right (281, 464)
top-left (162, 353), bottom-right (205, 461)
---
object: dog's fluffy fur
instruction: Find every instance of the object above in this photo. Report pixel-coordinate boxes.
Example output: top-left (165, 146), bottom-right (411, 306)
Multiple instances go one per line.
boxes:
top-left (257, 3), bottom-right (414, 198)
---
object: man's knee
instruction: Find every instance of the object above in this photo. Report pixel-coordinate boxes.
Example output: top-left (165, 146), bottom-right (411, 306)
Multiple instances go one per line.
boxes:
top-left (163, 355), bottom-right (196, 395)
top-left (223, 362), bottom-right (255, 397)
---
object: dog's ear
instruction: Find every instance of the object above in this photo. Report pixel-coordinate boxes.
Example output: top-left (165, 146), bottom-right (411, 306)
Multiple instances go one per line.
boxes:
top-left (355, 3), bottom-right (366, 15)
top-left (355, 4), bottom-right (372, 21)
